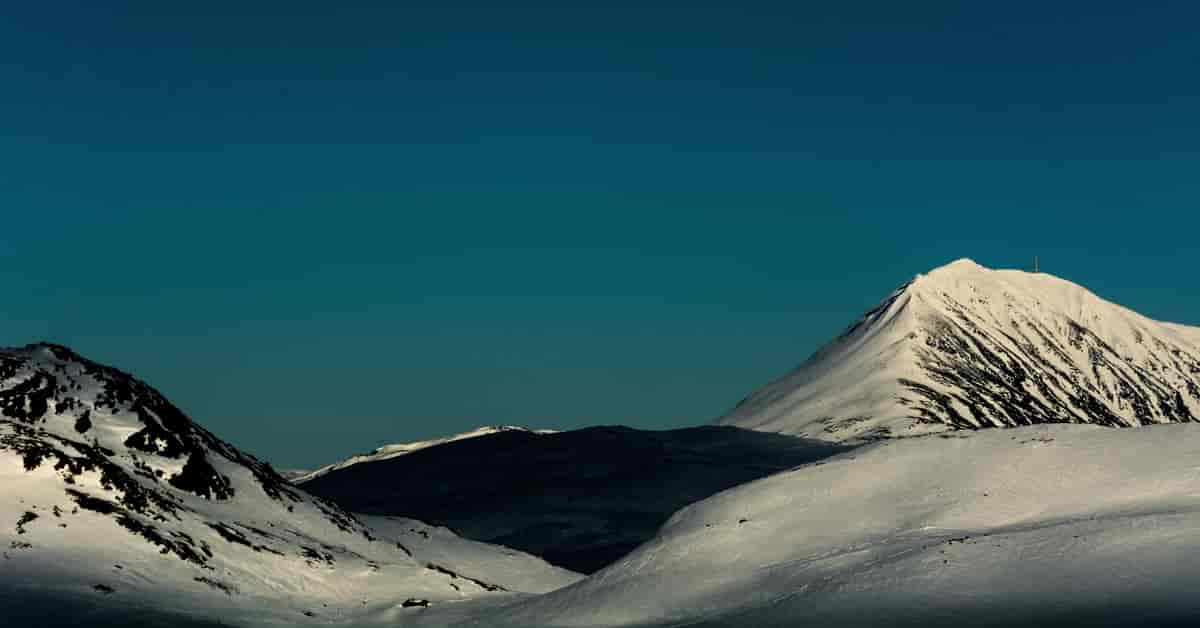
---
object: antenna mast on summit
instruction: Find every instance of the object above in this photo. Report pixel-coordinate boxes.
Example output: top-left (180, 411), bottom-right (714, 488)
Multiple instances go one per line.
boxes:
top-left (1034, 256), bottom-right (1039, 273)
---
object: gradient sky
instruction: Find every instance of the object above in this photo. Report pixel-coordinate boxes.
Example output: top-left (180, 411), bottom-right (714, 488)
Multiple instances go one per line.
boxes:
top-left (2, 2), bottom-right (1198, 467)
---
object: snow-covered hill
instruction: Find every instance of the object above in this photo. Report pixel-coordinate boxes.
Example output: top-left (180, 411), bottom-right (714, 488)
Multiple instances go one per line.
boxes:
top-left (293, 425), bottom-right (555, 484)
top-left (426, 423), bottom-right (1200, 628)
top-left (300, 425), bottom-right (847, 573)
top-left (718, 258), bottom-right (1200, 441)
top-left (0, 343), bottom-right (579, 627)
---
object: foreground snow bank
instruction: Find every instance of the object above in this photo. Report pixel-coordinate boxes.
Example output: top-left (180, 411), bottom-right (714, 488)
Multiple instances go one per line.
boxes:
top-left (433, 424), bottom-right (1200, 627)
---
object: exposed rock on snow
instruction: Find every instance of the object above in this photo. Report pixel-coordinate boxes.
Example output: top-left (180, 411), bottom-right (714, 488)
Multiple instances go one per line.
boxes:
top-left (10, 257), bottom-right (1200, 627)
top-left (0, 343), bottom-right (579, 627)
top-left (718, 258), bottom-right (1200, 441)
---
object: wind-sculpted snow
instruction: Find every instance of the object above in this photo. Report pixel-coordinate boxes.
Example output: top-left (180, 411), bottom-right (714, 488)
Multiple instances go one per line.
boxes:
top-left (420, 424), bottom-right (1200, 628)
top-left (719, 258), bottom-right (1200, 441)
top-left (0, 343), bottom-right (579, 626)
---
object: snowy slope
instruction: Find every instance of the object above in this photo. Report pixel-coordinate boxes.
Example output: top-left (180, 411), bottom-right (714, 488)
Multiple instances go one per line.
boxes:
top-left (1166, 321), bottom-right (1200, 347)
top-left (718, 258), bottom-right (1200, 441)
top-left (293, 425), bottom-right (555, 484)
top-left (0, 343), bottom-right (579, 627)
top-left (433, 423), bottom-right (1200, 628)
top-left (300, 425), bottom-right (848, 573)
top-left (278, 468), bottom-right (314, 481)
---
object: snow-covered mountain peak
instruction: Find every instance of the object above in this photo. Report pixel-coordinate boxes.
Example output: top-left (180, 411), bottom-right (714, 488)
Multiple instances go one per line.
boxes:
top-left (908, 258), bottom-right (1094, 315)
top-left (919, 256), bottom-right (984, 276)
top-left (718, 261), bottom-right (1200, 441)
top-left (1, 341), bottom-right (292, 504)
top-left (0, 343), bottom-right (579, 624)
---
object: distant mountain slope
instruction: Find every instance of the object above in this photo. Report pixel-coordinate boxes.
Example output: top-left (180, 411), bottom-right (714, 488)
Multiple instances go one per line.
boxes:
top-left (431, 423), bottom-right (1200, 628)
top-left (0, 343), bottom-right (579, 627)
top-left (1166, 322), bottom-right (1200, 347)
top-left (718, 259), bottom-right (1200, 441)
top-left (293, 425), bottom-right (555, 484)
top-left (299, 425), bottom-right (848, 573)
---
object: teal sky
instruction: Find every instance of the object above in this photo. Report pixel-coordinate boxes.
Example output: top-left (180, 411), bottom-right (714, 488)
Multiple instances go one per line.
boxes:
top-left (2, 2), bottom-right (1198, 467)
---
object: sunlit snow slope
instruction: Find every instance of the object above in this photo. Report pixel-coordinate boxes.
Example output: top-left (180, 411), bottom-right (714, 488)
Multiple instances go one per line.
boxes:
top-left (718, 258), bottom-right (1200, 441)
top-left (293, 425), bottom-right (555, 484)
top-left (441, 424), bottom-right (1200, 628)
top-left (0, 343), bottom-right (579, 627)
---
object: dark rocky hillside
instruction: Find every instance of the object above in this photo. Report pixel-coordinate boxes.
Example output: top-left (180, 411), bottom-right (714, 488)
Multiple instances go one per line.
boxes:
top-left (300, 425), bottom-right (848, 573)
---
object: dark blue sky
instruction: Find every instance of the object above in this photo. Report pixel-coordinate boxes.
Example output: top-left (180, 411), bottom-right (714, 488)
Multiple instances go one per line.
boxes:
top-left (3, 2), bottom-right (1198, 467)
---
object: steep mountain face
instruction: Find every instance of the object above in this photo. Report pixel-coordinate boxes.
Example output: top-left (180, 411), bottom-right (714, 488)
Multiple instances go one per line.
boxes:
top-left (0, 343), bottom-right (579, 626)
top-left (718, 259), bottom-right (1200, 441)
top-left (299, 425), bottom-right (848, 573)
top-left (293, 425), bottom-right (555, 484)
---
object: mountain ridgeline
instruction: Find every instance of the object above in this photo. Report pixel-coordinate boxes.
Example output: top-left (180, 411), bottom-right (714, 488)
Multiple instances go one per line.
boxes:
top-left (7, 259), bottom-right (1200, 627)
top-left (718, 259), bottom-right (1200, 441)
top-left (299, 425), bottom-right (847, 573)
top-left (0, 343), bottom-right (578, 626)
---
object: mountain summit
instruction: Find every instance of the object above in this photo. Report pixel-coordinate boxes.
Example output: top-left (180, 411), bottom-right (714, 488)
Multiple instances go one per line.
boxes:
top-left (0, 343), bottom-right (578, 625)
top-left (717, 259), bottom-right (1200, 440)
